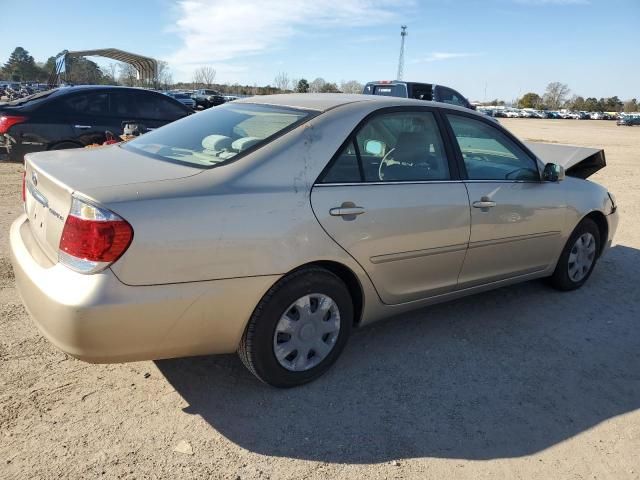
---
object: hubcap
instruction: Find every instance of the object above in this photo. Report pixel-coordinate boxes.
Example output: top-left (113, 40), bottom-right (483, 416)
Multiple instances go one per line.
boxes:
top-left (273, 294), bottom-right (341, 372)
top-left (568, 232), bottom-right (596, 282)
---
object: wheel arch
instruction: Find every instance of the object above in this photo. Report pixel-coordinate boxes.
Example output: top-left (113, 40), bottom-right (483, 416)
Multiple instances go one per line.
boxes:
top-left (583, 210), bottom-right (608, 257)
top-left (48, 140), bottom-right (84, 150)
top-left (289, 260), bottom-right (365, 327)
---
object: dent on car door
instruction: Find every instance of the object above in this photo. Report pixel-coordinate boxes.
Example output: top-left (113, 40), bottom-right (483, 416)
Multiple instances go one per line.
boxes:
top-left (311, 109), bottom-right (471, 305)
top-left (445, 113), bottom-right (567, 287)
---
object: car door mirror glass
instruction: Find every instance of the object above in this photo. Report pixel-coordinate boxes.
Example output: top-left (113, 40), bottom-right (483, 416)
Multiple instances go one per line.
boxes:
top-left (364, 139), bottom-right (384, 156)
top-left (542, 162), bottom-right (565, 182)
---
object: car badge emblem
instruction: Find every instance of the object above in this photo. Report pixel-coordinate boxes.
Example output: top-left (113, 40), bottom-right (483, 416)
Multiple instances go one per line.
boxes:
top-left (31, 171), bottom-right (38, 186)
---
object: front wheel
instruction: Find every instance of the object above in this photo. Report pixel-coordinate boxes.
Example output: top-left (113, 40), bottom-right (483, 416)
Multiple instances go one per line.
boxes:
top-left (548, 218), bottom-right (600, 291)
top-left (238, 267), bottom-right (353, 387)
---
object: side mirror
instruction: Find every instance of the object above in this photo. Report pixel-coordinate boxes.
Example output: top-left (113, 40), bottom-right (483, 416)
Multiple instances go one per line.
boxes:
top-left (364, 139), bottom-right (385, 156)
top-left (542, 163), bottom-right (565, 182)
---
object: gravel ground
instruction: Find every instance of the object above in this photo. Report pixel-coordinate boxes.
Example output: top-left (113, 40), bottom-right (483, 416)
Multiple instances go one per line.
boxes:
top-left (1, 119), bottom-right (639, 480)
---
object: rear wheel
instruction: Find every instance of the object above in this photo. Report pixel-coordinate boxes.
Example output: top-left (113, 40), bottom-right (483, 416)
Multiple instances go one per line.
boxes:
top-left (238, 267), bottom-right (353, 387)
top-left (548, 218), bottom-right (600, 291)
top-left (50, 141), bottom-right (82, 151)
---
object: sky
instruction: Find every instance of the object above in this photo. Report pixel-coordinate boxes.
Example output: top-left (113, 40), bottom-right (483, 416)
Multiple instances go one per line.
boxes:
top-left (1, 0), bottom-right (638, 101)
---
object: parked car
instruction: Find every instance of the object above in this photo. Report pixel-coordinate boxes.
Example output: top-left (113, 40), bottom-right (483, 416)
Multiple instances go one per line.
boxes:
top-left (363, 81), bottom-right (476, 111)
top-left (0, 85), bottom-right (192, 162)
top-left (10, 94), bottom-right (618, 387)
top-left (192, 89), bottom-right (226, 109)
top-left (164, 91), bottom-right (196, 109)
top-left (617, 113), bottom-right (640, 126)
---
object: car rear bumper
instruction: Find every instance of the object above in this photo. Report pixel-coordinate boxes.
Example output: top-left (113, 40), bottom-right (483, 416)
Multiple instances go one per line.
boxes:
top-left (10, 214), bottom-right (279, 363)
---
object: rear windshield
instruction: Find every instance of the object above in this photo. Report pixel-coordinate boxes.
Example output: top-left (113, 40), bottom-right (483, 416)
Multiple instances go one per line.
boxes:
top-left (123, 103), bottom-right (314, 168)
top-left (3, 88), bottom-right (56, 106)
top-left (370, 84), bottom-right (408, 97)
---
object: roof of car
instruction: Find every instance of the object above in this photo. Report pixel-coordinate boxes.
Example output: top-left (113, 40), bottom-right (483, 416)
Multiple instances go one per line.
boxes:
top-left (234, 93), bottom-right (474, 114)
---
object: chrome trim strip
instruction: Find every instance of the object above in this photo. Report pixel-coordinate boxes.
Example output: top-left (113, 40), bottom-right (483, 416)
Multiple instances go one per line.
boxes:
top-left (316, 180), bottom-right (463, 187)
top-left (464, 179), bottom-right (542, 184)
top-left (370, 243), bottom-right (468, 264)
top-left (469, 231), bottom-right (561, 249)
top-left (26, 181), bottom-right (48, 208)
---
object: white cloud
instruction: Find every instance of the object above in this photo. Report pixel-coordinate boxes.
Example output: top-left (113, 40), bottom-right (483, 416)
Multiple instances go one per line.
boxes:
top-left (410, 52), bottom-right (484, 63)
top-left (165, 0), bottom-right (410, 81)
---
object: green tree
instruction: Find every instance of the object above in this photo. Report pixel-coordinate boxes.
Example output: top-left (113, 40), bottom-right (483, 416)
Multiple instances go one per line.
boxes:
top-left (584, 97), bottom-right (599, 112)
top-left (623, 98), bottom-right (638, 113)
top-left (517, 92), bottom-right (543, 109)
top-left (2, 46), bottom-right (42, 81)
top-left (603, 96), bottom-right (623, 112)
top-left (319, 82), bottom-right (340, 93)
top-left (567, 95), bottom-right (586, 111)
top-left (296, 78), bottom-right (309, 93)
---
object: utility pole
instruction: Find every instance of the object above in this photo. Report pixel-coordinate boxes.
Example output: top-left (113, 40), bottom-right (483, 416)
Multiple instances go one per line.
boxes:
top-left (397, 25), bottom-right (407, 80)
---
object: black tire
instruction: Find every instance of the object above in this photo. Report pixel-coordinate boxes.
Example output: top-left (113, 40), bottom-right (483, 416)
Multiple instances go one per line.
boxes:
top-left (238, 267), bottom-right (353, 388)
top-left (50, 141), bottom-right (82, 151)
top-left (548, 218), bottom-right (601, 291)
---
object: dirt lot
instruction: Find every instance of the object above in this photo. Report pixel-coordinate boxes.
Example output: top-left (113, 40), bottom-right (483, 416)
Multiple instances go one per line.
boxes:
top-left (1, 119), bottom-right (639, 480)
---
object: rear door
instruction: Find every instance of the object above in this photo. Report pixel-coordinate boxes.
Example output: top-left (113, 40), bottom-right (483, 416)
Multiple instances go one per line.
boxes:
top-left (110, 91), bottom-right (189, 131)
top-left (55, 91), bottom-right (115, 145)
top-left (444, 112), bottom-right (567, 287)
top-left (311, 108), bottom-right (470, 305)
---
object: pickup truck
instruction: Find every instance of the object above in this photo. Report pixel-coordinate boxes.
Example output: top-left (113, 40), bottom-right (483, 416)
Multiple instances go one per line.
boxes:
top-left (192, 89), bottom-right (226, 109)
top-left (362, 81), bottom-right (475, 111)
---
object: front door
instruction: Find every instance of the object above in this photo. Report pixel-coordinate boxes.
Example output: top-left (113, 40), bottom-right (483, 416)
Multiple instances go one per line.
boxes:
top-left (444, 113), bottom-right (567, 287)
top-left (311, 109), bottom-right (470, 305)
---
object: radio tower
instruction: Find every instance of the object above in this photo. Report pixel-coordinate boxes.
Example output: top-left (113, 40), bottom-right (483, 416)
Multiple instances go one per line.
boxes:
top-left (397, 25), bottom-right (407, 80)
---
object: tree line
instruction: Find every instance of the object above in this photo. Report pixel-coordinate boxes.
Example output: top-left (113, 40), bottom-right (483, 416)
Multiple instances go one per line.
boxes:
top-left (516, 82), bottom-right (637, 113)
top-left (1, 47), bottom-right (363, 96)
top-left (4, 47), bottom-right (633, 109)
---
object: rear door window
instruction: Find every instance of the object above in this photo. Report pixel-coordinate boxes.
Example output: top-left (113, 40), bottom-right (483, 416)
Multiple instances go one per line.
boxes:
top-left (135, 92), bottom-right (187, 120)
top-left (437, 87), bottom-right (468, 107)
top-left (320, 110), bottom-right (450, 183)
top-left (59, 92), bottom-right (110, 116)
top-left (409, 84), bottom-right (433, 100)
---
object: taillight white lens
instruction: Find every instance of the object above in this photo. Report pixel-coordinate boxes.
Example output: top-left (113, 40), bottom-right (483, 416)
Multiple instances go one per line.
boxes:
top-left (58, 197), bottom-right (133, 274)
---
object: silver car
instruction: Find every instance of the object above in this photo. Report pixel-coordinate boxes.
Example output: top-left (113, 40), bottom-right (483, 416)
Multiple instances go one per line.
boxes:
top-left (10, 94), bottom-right (618, 387)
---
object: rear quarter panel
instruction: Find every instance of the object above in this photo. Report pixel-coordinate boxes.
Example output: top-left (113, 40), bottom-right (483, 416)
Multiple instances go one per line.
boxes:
top-left (100, 103), bottom-right (380, 287)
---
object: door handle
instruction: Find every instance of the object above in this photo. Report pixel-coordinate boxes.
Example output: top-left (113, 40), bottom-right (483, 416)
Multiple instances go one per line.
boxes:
top-left (472, 196), bottom-right (496, 209)
top-left (472, 200), bottom-right (496, 208)
top-left (74, 125), bottom-right (92, 129)
top-left (330, 206), bottom-right (366, 217)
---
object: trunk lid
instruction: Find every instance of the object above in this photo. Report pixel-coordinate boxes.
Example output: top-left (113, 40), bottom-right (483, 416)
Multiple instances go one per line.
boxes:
top-left (524, 142), bottom-right (606, 179)
top-left (24, 144), bottom-right (202, 263)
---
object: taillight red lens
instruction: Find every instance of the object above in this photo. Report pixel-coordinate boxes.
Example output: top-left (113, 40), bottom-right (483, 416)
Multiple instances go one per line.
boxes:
top-left (58, 198), bottom-right (133, 273)
top-left (59, 216), bottom-right (133, 262)
top-left (22, 170), bottom-right (26, 202)
top-left (0, 115), bottom-right (28, 134)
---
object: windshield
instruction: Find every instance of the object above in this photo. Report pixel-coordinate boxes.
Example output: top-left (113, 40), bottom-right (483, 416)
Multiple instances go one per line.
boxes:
top-left (173, 93), bottom-right (190, 99)
top-left (123, 103), bottom-right (315, 168)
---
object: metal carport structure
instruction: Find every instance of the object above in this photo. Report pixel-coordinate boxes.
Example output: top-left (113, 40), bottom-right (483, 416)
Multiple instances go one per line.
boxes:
top-left (51, 48), bottom-right (158, 85)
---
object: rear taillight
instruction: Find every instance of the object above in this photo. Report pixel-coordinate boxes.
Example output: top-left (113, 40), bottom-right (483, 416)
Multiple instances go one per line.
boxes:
top-left (58, 197), bottom-right (133, 274)
top-left (22, 170), bottom-right (26, 202)
top-left (0, 115), bottom-right (28, 134)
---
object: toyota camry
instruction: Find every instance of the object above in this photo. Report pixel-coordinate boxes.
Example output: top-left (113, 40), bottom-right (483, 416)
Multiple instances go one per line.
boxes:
top-left (10, 94), bottom-right (618, 387)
